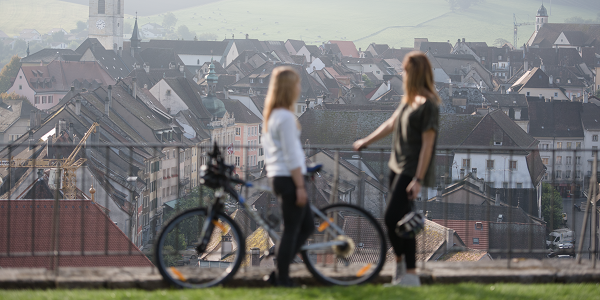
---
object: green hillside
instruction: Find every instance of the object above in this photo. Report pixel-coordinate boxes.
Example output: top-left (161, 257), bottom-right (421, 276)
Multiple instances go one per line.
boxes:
top-left (0, 0), bottom-right (597, 49)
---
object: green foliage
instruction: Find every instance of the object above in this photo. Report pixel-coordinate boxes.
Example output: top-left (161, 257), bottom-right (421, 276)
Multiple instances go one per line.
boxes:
top-left (51, 31), bottom-right (67, 43)
top-left (4, 283), bottom-right (600, 299)
top-left (493, 38), bottom-right (510, 47)
top-left (162, 12), bottom-right (178, 30)
top-left (564, 16), bottom-right (598, 24)
top-left (70, 21), bottom-right (87, 34)
top-left (161, 245), bottom-right (181, 267)
top-left (176, 25), bottom-right (196, 40)
top-left (0, 92), bottom-right (27, 100)
top-left (0, 55), bottom-right (21, 93)
top-left (362, 74), bottom-right (374, 88)
top-left (197, 33), bottom-right (218, 41)
top-left (541, 183), bottom-right (563, 230)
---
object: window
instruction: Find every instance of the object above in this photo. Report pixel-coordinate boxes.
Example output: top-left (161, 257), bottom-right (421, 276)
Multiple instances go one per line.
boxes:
top-left (526, 92), bottom-right (530, 96)
top-left (543, 172), bottom-right (549, 180)
top-left (556, 142), bottom-right (562, 149)
top-left (473, 238), bottom-right (480, 245)
top-left (462, 159), bottom-right (470, 169)
top-left (566, 156), bottom-right (572, 165)
top-left (517, 183), bottom-right (523, 188)
top-left (556, 170), bottom-right (562, 178)
top-left (503, 182), bottom-right (508, 188)
top-left (576, 142), bottom-right (581, 149)
top-left (556, 156), bottom-right (562, 164)
top-left (235, 128), bottom-right (240, 136)
top-left (509, 160), bottom-right (517, 170)
top-left (554, 92), bottom-right (559, 97)
top-left (567, 142), bottom-right (572, 149)
top-left (34, 96), bottom-right (40, 104)
top-left (594, 135), bottom-right (599, 142)
top-left (48, 96), bottom-right (53, 103)
top-left (42, 96), bottom-right (47, 103)
top-left (486, 160), bottom-right (494, 169)
top-left (250, 78), bottom-right (254, 83)
top-left (576, 171), bottom-right (581, 179)
top-left (594, 146), bottom-right (598, 157)
top-left (475, 222), bottom-right (483, 230)
top-left (98, 0), bottom-right (105, 14)
top-left (556, 78), bottom-right (560, 83)
top-left (566, 170), bottom-right (571, 179)
top-left (542, 158), bottom-right (549, 165)
top-left (235, 156), bottom-right (240, 166)
top-left (576, 156), bottom-right (581, 165)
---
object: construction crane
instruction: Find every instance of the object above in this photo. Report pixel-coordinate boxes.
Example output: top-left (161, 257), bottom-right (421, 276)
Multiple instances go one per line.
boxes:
top-left (11, 122), bottom-right (99, 199)
top-left (514, 13), bottom-right (534, 49)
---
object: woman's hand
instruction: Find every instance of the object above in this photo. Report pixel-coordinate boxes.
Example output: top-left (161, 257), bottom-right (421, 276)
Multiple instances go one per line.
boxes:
top-left (406, 179), bottom-right (421, 200)
top-left (353, 139), bottom-right (368, 151)
top-left (296, 187), bottom-right (307, 207)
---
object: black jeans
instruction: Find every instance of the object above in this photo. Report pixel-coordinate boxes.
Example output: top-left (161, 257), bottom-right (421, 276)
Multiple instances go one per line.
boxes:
top-left (270, 176), bottom-right (314, 283)
top-left (384, 172), bottom-right (416, 269)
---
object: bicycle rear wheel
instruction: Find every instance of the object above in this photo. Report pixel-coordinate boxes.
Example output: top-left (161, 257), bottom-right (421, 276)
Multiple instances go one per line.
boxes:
top-left (302, 203), bottom-right (386, 285)
top-left (155, 207), bottom-right (245, 288)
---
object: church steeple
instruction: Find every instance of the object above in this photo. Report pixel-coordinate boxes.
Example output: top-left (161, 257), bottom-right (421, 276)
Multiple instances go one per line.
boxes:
top-left (130, 13), bottom-right (141, 51)
top-left (206, 61), bottom-right (218, 95)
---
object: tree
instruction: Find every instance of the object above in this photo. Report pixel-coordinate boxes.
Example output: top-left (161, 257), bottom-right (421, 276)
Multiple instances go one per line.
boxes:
top-left (541, 183), bottom-right (563, 230)
top-left (176, 25), bottom-right (196, 40)
top-left (493, 38), bottom-right (510, 48)
top-left (162, 12), bottom-right (178, 31)
top-left (198, 33), bottom-right (218, 41)
top-left (52, 31), bottom-right (67, 43)
top-left (362, 74), bottom-right (374, 88)
top-left (0, 92), bottom-right (27, 100)
top-left (0, 55), bottom-right (21, 93)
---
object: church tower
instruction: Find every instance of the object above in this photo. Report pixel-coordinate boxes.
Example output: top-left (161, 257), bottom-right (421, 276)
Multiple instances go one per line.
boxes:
top-left (535, 3), bottom-right (548, 32)
top-left (88, 0), bottom-right (124, 51)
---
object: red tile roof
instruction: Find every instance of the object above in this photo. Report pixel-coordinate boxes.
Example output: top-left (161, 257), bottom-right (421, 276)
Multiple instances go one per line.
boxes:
top-left (328, 41), bottom-right (359, 58)
top-left (0, 200), bottom-right (152, 268)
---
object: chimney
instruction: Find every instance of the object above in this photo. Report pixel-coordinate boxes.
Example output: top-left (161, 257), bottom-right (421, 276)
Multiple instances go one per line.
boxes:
top-left (549, 75), bottom-right (553, 85)
top-left (75, 98), bottom-right (81, 116)
top-left (29, 111), bottom-right (37, 129)
top-left (448, 80), bottom-right (453, 96)
top-left (462, 38), bottom-right (465, 43)
top-left (107, 85), bottom-right (112, 108)
top-left (446, 229), bottom-right (455, 251)
top-left (69, 122), bottom-right (74, 138)
top-left (251, 248), bottom-right (260, 266)
top-left (132, 77), bottom-right (137, 99)
top-left (105, 97), bottom-right (110, 116)
top-left (495, 189), bottom-right (501, 206)
top-left (524, 60), bottom-right (528, 71)
top-left (436, 186), bottom-right (443, 202)
top-left (58, 119), bottom-right (67, 136)
top-left (70, 86), bottom-right (75, 92)
top-left (28, 131), bottom-right (34, 150)
top-left (221, 236), bottom-right (232, 258)
top-left (144, 84), bottom-right (148, 89)
top-left (245, 33), bottom-right (249, 39)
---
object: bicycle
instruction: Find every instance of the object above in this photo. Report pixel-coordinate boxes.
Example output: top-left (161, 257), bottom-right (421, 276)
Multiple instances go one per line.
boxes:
top-left (154, 144), bottom-right (387, 288)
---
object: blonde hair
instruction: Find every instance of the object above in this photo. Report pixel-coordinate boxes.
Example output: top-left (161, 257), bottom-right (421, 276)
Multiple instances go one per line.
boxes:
top-left (402, 51), bottom-right (441, 106)
top-left (262, 66), bottom-right (301, 132)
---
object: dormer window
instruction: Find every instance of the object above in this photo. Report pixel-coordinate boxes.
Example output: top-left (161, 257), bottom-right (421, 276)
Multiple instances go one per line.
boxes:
top-left (567, 79), bottom-right (571, 84)
top-left (556, 78), bottom-right (560, 83)
top-left (250, 78), bottom-right (254, 83)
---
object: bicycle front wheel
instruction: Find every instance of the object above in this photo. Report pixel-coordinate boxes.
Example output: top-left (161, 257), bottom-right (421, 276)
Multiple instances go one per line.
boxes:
top-left (302, 203), bottom-right (386, 285)
top-left (155, 207), bottom-right (245, 288)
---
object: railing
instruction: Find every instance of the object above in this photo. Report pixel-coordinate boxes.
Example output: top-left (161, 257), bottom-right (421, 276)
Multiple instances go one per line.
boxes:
top-left (0, 141), bottom-right (599, 272)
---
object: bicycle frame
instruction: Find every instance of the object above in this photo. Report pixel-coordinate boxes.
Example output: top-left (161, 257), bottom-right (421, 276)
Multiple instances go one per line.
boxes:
top-left (196, 181), bottom-right (349, 256)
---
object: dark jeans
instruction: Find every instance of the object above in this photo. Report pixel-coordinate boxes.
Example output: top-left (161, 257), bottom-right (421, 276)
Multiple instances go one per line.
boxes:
top-left (269, 176), bottom-right (314, 284)
top-left (384, 172), bottom-right (416, 269)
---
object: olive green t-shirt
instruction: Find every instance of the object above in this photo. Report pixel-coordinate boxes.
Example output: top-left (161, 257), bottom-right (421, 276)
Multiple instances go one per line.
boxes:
top-left (388, 99), bottom-right (439, 187)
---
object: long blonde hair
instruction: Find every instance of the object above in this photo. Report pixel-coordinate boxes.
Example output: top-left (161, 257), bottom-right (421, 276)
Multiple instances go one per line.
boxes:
top-left (402, 51), bottom-right (441, 105)
top-left (262, 66), bottom-right (301, 132)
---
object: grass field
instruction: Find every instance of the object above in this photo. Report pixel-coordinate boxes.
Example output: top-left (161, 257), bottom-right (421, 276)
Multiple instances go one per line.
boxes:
top-left (0, 0), bottom-right (597, 49)
top-left (1, 283), bottom-right (599, 300)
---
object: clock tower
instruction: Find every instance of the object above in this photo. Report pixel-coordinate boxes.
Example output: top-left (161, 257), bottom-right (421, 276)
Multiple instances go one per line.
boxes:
top-left (88, 0), bottom-right (124, 51)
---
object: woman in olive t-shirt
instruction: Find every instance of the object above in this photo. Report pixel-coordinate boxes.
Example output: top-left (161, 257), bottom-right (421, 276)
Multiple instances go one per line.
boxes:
top-left (353, 51), bottom-right (440, 287)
